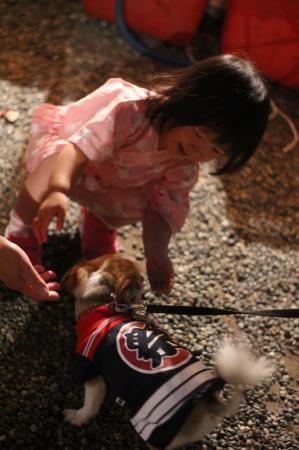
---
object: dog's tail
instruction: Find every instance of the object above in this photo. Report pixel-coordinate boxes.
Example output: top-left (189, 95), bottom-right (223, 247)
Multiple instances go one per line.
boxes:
top-left (215, 340), bottom-right (274, 387)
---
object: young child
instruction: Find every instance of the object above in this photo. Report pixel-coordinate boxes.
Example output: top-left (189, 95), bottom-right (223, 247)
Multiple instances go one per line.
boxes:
top-left (5, 54), bottom-right (270, 294)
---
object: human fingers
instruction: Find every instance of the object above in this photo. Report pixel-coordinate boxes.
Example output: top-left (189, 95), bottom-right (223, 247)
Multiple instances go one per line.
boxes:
top-left (160, 275), bottom-right (174, 294)
top-left (32, 265), bottom-right (60, 296)
top-left (161, 265), bottom-right (175, 294)
top-left (33, 264), bottom-right (46, 273)
top-left (19, 259), bottom-right (50, 298)
top-left (46, 281), bottom-right (61, 291)
top-left (32, 217), bottom-right (41, 244)
top-left (33, 203), bottom-right (51, 243)
top-left (38, 209), bottom-right (54, 244)
top-left (45, 290), bottom-right (60, 301)
top-left (34, 202), bottom-right (57, 244)
top-left (33, 217), bottom-right (44, 245)
top-left (146, 262), bottom-right (161, 294)
top-left (33, 284), bottom-right (61, 301)
top-left (23, 280), bottom-right (60, 301)
top-left (152, 286), bottom-right (163, 296)
top-left (147, 263), bottom-right (174, 295)
top-left (56, 206), bottom-right (66, 231)
top-left (148, 271), bottom-right (164, 296)
top-left (37, 269), bottom-right (58, 283)
top-left (151, 276), bottom-right (173, 296)
top-left (33, 265), bottom-right (58, 281)
top-left (24, 286), bottom-right (60, 301)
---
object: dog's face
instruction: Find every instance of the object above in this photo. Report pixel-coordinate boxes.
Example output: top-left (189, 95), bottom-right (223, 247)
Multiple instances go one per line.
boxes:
top-left (62, 254), bottom-right (144, 317)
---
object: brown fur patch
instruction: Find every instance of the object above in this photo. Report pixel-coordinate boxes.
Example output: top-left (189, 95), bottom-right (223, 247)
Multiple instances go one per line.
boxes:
top-left (62, 254), bottom-right (143, 305)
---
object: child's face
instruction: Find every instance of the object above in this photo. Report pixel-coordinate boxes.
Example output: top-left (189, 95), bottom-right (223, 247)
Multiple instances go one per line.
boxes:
top-left (161, 126), bottom-right (225, 162)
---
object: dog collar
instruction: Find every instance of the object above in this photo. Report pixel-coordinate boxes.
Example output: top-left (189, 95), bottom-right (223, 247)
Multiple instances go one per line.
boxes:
top-left (78, 302), bottom-right (149, 322)
top-left (110, 301), bottom-right (149, 320)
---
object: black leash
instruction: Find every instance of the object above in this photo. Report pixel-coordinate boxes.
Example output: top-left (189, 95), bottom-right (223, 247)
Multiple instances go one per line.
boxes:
top-left (113, 302), bottom-right (299, 318)
top-left (146, 304), bottom-right (299, 318)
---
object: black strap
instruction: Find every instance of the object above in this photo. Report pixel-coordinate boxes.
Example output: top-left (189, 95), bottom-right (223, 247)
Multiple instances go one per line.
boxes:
top-left (146, 304), bottom-right (299, 318)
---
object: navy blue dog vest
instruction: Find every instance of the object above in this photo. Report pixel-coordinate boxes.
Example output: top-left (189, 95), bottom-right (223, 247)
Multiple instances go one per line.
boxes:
top-left (73, 305), bottom-right (224, 449)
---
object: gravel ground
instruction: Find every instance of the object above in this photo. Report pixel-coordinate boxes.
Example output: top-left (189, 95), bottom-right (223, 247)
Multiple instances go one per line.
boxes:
top-left (0, 1), bottom-right (298, 449)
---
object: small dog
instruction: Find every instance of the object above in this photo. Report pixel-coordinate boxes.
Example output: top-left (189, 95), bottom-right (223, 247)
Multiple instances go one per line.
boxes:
top-left (62, 254), bottom-right (273, 450)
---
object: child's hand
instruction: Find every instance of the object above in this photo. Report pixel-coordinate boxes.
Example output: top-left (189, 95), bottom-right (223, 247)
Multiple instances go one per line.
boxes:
top-left (33, 191), bottom-right (68, 244)
top-left (146, 254), bottom-right (174, 295)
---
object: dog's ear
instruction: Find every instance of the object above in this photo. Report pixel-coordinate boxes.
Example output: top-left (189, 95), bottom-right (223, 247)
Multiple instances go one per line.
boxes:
top-left (115, 274), bottom-right (143, 304)
top-left (61, 264), bottom-right (88, 294)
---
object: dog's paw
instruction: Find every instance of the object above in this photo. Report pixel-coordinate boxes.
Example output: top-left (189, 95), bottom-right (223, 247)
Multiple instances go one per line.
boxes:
top-left (63, 408), bottom-right (90, 426)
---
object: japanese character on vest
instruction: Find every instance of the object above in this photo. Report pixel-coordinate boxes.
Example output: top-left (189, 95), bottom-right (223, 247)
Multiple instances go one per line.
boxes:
top-left (73, 305), bottom-right (224, 449)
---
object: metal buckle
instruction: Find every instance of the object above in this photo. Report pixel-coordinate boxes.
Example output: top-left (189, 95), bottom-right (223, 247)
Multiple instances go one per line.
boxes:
top-left (111, 301), bottom-right (149, 320)
top-left (131, 302), bottom-right (149, 320)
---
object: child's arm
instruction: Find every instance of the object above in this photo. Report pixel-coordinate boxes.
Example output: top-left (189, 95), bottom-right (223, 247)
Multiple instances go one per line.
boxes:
top-left (48, 142), bottom-right (88, 194)
top-left (142, 203), bottom-right (174, 294)
top-left (33, 143), bottom-right (88, 244)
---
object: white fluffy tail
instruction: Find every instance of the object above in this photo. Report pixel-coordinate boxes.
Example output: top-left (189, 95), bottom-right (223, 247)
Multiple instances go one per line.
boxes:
top-left (215, 340), bottom-right (274, 387)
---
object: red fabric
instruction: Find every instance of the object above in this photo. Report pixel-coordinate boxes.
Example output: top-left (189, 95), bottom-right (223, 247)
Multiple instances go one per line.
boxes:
top-left (80, 208), bottom-right (118, 259)
top-left (6, 233), bottom-right (42, 266)
top-left (83, 0), bottom-right (209, 46)
top-left (76, 305), bottom-right (130, 359)
top-left (221, 0), bottom-right (299, 89)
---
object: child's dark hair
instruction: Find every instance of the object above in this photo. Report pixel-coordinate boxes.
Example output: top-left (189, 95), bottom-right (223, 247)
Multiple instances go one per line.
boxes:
top-left (146, 54), bottom-right (270, 174)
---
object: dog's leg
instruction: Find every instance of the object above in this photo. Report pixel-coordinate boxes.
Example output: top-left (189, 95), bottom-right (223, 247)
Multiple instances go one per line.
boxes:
top-left (217, 389), bottom-right (244, 417)
top-left (64, 376), bottom-right (106, 426)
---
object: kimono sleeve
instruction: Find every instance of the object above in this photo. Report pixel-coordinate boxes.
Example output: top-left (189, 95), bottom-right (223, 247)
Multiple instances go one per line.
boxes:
top-left (144, 161), bottom-right (199, 233)
top-left (64, 80), bottom-right (140, 163)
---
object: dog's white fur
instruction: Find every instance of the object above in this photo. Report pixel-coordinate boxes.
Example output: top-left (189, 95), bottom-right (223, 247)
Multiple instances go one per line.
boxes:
top-left (62, 255), bottom-right (274, 449)
top-left (215, 339), bottom-right (273, 386)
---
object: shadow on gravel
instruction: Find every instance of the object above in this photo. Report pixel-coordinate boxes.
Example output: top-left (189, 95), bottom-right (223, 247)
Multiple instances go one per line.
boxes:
top-left (219, 86), bottom-right (299, 251)
top-left (0, 300), bottom-right (144, 449)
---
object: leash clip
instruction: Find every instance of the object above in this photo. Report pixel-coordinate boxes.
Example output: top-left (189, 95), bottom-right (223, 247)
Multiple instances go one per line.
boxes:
top-left (112, 301), bottom-right (149, 320)
top-left (131, 302), bottom-right (149, 320)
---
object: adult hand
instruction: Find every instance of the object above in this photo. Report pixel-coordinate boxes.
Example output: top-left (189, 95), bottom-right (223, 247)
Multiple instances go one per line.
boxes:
top-left (33, 191), bottom-right (68, 244)
top-left (0, 236), bottom-right (60, 301)
top-left (24, 264), bottom-right (60, 301)
top-left (146, 254), bottom-right (174, 295)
